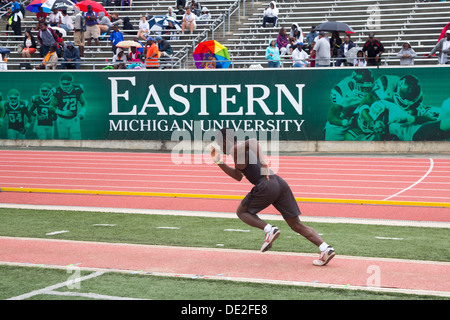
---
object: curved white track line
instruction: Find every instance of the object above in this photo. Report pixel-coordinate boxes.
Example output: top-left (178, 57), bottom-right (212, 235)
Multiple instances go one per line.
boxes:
top-left (383, 158), bottom-right (434, 201)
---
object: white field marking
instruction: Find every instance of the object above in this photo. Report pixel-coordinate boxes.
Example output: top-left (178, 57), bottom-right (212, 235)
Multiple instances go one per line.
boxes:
top-left (375, 237), bottom-right (404, 240)
top-left (384, 158), bottom-right (435, 201)
top-left (223, 229), bottom-right (251, 232)
top-left (6, 271), bottom-right (105, 300)
top-left (92, 224), bottom-right (116, 227)
top-left (45, 290), bottom-right (146, 300)
top-left (156, 227), bottom-right (180, 230)
top-left (45, 230), bottom-right (69, 236)
top-left (1, 203), bottom-right (449, 229)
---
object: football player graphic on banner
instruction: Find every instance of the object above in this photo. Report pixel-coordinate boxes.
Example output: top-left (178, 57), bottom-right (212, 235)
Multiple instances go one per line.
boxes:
top-left (0, 88), bottom-right (31, 139)
top-left (49, 73), bottom-right (87, 140)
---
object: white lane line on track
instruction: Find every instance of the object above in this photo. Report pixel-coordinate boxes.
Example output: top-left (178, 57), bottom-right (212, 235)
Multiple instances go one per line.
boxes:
top-left (383, 158), bottom-right (435, 201)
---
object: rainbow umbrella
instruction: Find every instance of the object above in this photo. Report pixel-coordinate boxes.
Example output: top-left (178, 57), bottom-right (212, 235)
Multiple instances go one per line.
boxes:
top-left (26, 0), bottom-right (52, 13)
top-left (193, 40), bottom-right (230, 69)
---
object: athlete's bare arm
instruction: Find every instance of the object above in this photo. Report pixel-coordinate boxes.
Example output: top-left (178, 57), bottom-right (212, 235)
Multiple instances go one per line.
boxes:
top-left (210, 145), bottom-right (243, 181)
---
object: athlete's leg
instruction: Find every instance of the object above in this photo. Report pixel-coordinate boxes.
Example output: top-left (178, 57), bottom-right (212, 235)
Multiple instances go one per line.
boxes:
top-left (236, 204), bottom-right (267, 230)
top-left (284, 216), bottom-right (323, 246)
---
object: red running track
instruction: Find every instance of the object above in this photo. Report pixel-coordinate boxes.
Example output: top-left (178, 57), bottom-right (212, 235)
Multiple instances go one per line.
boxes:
top-left (0, 150), bottom-right (449, 222)
top-left (1, 237), bottom-right (449, 296)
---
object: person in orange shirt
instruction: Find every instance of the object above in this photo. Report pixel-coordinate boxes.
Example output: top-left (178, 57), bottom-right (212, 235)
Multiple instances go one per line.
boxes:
top-left (145, 37), bottom-right (160, 69)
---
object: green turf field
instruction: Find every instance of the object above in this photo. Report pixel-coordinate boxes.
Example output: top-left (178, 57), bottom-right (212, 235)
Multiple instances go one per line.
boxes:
top-left (1, 208), bottom-right (449, 301)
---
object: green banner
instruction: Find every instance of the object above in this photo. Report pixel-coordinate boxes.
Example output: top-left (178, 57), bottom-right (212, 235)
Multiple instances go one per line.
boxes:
top-left (0, 68), bottom-right (449, 141)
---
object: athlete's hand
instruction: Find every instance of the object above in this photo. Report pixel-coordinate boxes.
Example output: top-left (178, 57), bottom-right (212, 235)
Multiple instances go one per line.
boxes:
top-left (210, 145), bottom-right (220, 163)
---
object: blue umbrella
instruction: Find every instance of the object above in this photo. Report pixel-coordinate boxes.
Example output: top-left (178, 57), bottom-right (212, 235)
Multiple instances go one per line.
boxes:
top-left (26, 0), bottom-right (52, 13)
top-left (148, 15), bottom-right (181, 33)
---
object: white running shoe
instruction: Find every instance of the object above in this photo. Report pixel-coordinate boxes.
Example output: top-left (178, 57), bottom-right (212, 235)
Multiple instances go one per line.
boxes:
top-left (313, 246), bottom-right (336, 266)
top-left (260, 226), bottom-right (280, 252)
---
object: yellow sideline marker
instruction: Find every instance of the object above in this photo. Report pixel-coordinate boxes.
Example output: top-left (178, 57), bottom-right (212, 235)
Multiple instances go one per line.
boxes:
top-left (1, 187), bottom-right (449, 208)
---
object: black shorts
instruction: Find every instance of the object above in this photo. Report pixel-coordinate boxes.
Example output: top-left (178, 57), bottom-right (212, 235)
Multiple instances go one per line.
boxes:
top-left (241, 175), bottom-right (301, 219)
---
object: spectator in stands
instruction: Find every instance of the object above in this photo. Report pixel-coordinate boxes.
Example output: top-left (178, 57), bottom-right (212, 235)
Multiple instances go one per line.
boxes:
top-left (290, 23), bottom-right (304, 44)
top-left (10, 0), bottom-right (23, 40)
top-left (262, 1), bottom-right (278, 28)
top-left (156, 36), bottom-right (173, 57)
top-left (265, 39), bottom-right (280, 68)
top-left (122, 17), bottom-right (134, 35)
top-left (110, 13), bottom-right (122, 26)
top-left (311, 31), bottom-right (330, 67)
top-left (306, 26), bottom-right (317, 47)
top-left (164, 21), bottom-right (180, 40)
top-left (109, 25), bottom-right (124, 54)
top-left (145, 37), bottom-right (160, 69)
top-left (276, 27), bottom-right (289, 57)
top-left (427, 29), bottom-right (450, 64)
top-left (201, 50), bottom-right (216, 69)
top-left (397, 42), bottom-right (417, 65)
top-left (21, 30), bottom-right (37, 61)
top-left (292, 42), bottom-right (309, 68)
top-left (113, 49), bottom-right (127, 69)
top-left (330, 31), bottom-right (342, 64)
top-left (121, 0), bottom-right (133, 10)
top-left (190, 0), bottom-right (202, 16)
top-left (309, 41), bottom-right (316, 67)
top-left (48, 9), bottom-right (62, 28)
top-left (336, 34), bottom-right (355, 66)
top-left (287, 37), bottom-right (297, 55)
top-left (59, 10), bottom-right (74, 33)
top-left (84, 5), bottom-right (101, 52)
top-left (35, 7), bottom-right (48, 31)
top-left (98, 11), bottom-right (112, 35)
top-left (353, 50), bottom-right (367, 67)
top-left (127, 46), bottom-right (141, 63)
top-left (137, 15), bottom-right (150, 41)
top-left (133, 37), bottom-right (145, 56)
top-left (197, 7), bottom-right (211, 24)
top-left (181, 7), bottom-right (196, 34)
top-left (176, 0), bottom-right (186, 11)
top-left (62, 42), bottom-right (81, 69)
top-left (0, 53), bottom-right (7, 70)
top-left (166, 6), bottom-right (177, 19)
top-left (38, 44), bottom-right (58, 70)
top-left (362, 32), bottom-right (384, 66)
top-left (74, 8), bottom-right (85, 57)
top-left (37, 22), bottom-right (59, 57)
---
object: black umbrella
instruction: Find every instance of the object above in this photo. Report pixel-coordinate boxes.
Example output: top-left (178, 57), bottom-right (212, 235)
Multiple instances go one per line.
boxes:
top-left (315, 21), bottom-right (354, 33)
top-left (0, 47), bottom-right (11, 55)
top-left (42, 0), bottom-right (76, 11)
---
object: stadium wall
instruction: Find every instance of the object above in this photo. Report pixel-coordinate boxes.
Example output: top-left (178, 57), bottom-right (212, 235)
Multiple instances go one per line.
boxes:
top-left (0, 68), bottom-right (449, 153)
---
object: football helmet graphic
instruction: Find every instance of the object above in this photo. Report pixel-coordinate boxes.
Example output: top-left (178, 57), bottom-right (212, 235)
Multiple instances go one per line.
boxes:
top-left (60, 73), bottom-right (74, 93)
top-left (7, 89), bottom-right (20, 105)
top-left (40, 82), bottom-right (53, 100)
top-left (351, 69), bottom-right (375, 94)
top-left (394, 75), bottom-right (423, 111)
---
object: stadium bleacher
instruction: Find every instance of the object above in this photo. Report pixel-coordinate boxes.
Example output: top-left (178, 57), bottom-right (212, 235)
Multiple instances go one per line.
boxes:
top-left (0, 0), bottom-right (449, 69)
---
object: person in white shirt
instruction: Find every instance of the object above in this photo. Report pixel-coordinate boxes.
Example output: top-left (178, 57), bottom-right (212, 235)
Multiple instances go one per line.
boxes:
top-left (292, 43), bottom-right (309, 67)
top-left (137, 15), bottom-right (150, 40)
top-left (181, 7), bottom-right (196, 34)
top-left (311, 31), bottom-right (330, 67)
top-left (428, 29), bottom-right (450, 64)
top-left (353, 50), bottom-right (367, 67)
top-left (262, 1), bottom-right (278, 28)
top-left (59, 10), bottom-right (74, 32)
top-left (48, 9), bottom-right (62, 27)
top-left (0, 53), bottom-right (7, 70)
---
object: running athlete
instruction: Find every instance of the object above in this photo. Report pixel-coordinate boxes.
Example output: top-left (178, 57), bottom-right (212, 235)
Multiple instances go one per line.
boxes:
top-left (211, 128), bottom-right (335, 266)
top-left (0, 89), bottom-right (31, 139)
top-left (29, 83), bottom-right (57, 139)
top-left (50, 73), bottom-right (87, 139)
